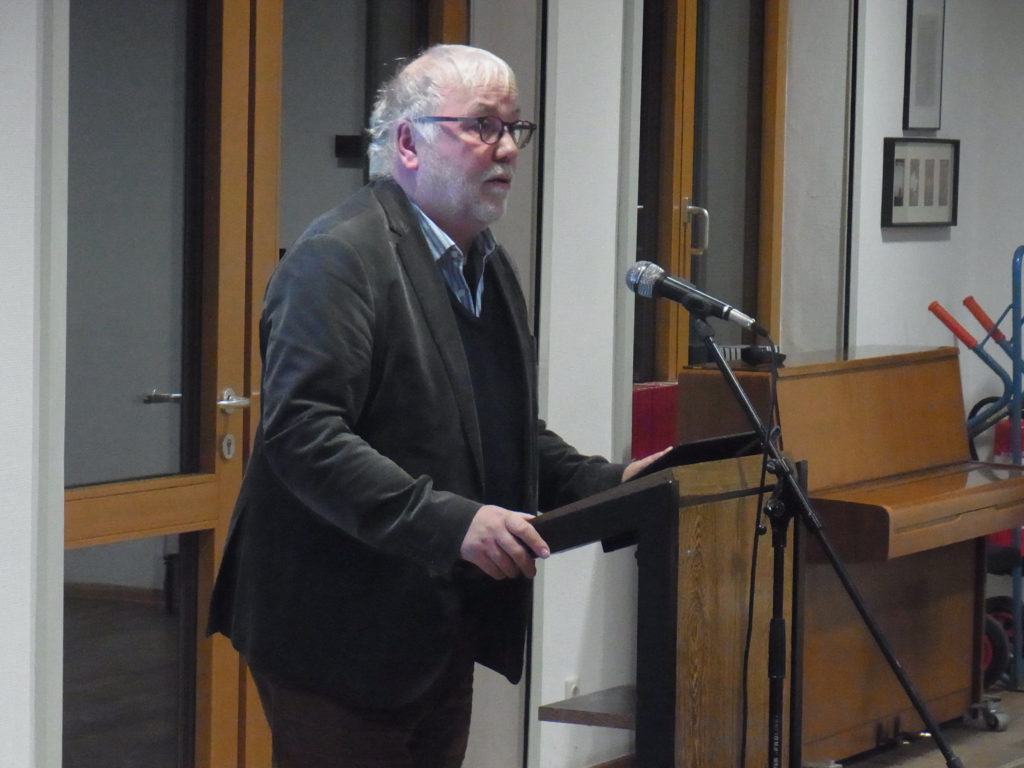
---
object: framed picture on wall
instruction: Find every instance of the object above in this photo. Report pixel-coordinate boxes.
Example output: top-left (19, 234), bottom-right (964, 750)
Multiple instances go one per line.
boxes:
top-left (903, 0), bottom-right (946, 129)
top-left (881, 137), bottom-right (959, 227)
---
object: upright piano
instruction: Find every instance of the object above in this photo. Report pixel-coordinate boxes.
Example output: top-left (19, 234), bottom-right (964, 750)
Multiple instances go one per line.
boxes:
top-left (680, 346), bottom-right (1024, 763)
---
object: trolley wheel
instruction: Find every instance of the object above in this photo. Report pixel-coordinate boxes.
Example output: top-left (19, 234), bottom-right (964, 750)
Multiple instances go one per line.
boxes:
top-left (988, 710), bottom-right (1011, 731)
top-left (965, 698), bottom-right (1010, 731)
top-left (983, 613), bottom-right (1011, 689)
top-left (986, 595), bottom-right (1022, 643)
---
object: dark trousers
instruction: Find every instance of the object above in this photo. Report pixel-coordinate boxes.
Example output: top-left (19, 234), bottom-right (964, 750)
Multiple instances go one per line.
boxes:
top-left (251, 648), bottom-right (476, 768)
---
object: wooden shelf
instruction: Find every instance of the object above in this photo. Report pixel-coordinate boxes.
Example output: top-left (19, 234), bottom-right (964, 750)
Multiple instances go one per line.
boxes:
top-left (538, 685), bottom-right (635, 730)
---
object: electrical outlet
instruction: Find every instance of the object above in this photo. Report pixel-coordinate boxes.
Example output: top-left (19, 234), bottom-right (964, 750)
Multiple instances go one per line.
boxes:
top-left (564, 675), bottom-right (580, 699)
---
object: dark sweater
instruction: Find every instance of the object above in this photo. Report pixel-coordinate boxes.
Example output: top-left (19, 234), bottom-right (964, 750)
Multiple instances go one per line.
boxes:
top-left (449, 268), bottom-right (528, 512)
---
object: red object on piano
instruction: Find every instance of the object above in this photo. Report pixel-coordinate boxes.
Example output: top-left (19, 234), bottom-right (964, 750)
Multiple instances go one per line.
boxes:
top-left (631, 382), bottom-right (678, 460)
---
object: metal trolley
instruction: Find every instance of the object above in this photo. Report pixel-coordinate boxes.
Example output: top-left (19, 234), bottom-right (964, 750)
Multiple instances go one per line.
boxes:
top-left (928, 245), bottom-right (1024, 692)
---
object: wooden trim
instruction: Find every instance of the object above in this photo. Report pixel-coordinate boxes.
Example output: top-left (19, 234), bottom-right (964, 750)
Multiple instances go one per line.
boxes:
top-left (655, 0), bottom-right (698, 380)
top-left (758, 0), bottom-right (788, 337)
top-left (238, 0), bottom-right (282, 763)
top-left (65, 582), bottom-right (164, 606)
top-left (428, 0), bottom-right (469, 44)
top-left (195, 0), bottom-right (251, 765)
top-left (65, 475), bottom-right (219, 548)
top-left (247, 0), bottom-right (280, 458)
top-left (66, 472), bottom-right (218, 501)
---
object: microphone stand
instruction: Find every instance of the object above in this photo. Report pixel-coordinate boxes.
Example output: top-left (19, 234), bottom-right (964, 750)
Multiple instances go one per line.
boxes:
top-left (691, 317), bottom-right (965, 768)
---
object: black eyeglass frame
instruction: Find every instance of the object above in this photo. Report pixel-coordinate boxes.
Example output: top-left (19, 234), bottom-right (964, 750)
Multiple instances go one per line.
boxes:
top-left (413, 115), bottom-right (537, 149)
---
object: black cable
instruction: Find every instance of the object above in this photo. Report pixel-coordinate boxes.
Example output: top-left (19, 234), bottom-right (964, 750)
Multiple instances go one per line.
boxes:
top-left (967, 395), bottom-right (1002, 460)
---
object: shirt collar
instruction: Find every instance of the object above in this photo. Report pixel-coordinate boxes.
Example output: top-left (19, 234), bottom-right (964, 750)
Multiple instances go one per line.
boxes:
top-left (410, 202), bottom-right (497, 264)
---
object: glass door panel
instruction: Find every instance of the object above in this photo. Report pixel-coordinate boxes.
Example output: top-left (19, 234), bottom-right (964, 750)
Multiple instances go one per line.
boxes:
top-left (64, 535), bottom-right (198, 768)
top-left (278, 0), bottom-right (426, 250)
top-left (66, 0), bottom-right (200, 487)
top-left (688, 0), bottom-right (764, 360)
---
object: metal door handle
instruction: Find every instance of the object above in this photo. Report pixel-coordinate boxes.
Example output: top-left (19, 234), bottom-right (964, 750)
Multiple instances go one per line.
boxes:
top-left (144, 390), bottom-right (183, 404)
top-left (217, 388), bottom-right (251, 413)
top-left (684, 199), bottom-right (710, 256)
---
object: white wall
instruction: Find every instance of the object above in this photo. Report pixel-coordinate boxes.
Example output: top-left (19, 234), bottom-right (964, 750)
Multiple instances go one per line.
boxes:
top-left (0, 2), bottom-right (67, 767)
top-left (279, 0), bottom-right (366, 249)
top-left (779, 1), bottom-right (852, 355)
top-left (472, 0), bottom-right (543, 314)
top-left (781, 0), bottom-right (1024, 440)
top-left (848, 1), bottom-right (1024, 435)
top-left (530, 1), bottom-right (642, 766)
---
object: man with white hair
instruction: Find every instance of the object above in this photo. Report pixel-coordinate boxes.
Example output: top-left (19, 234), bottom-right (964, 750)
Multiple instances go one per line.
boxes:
top-left (209, 44), bottom-right (662, 767)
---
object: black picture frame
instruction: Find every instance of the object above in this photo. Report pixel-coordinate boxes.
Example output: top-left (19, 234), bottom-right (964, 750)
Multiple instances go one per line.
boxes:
top-left (903, 0), bottom-right (946, 130)
top-left (881, 137), bottom-right (959, 227)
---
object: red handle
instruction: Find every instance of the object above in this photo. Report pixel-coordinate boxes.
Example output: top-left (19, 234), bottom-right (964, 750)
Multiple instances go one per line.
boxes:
top-left (929, 301), bottom-right (978, 348)
top-left (963, 296), bottom-right (1006, 342)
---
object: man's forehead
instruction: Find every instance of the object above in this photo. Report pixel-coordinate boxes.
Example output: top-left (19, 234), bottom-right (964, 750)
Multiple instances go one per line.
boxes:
top-left (441, 82), bottom-right (520, 115)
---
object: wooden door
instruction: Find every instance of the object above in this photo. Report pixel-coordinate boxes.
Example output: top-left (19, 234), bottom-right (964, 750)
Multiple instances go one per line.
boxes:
top-left (63, 0), bottom-right (275, 765)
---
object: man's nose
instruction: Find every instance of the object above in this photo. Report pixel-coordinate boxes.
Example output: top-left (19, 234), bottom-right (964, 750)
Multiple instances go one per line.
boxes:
top-left (493, 129), bottom-right (519, 162)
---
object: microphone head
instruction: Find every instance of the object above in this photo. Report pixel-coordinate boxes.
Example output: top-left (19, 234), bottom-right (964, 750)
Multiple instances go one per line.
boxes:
top-left (625, 260), bottom-right (665, 298)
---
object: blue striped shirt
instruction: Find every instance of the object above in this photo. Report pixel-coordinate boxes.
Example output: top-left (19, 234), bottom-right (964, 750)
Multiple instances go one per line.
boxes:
top-left (411, 204), bottom-right (497, 317)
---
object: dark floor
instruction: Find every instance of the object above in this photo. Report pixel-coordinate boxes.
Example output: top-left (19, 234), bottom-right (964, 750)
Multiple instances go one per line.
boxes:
top-left (64, 594), bottom-right (183, 768)
top-left (842, 683), bottom-right (1024, 768)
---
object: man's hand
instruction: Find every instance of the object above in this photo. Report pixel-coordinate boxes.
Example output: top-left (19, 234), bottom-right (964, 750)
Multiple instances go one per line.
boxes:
top-left (621, 446), bottom-right (673, 482)
top-left (460, 505), bottom-right (550, 580)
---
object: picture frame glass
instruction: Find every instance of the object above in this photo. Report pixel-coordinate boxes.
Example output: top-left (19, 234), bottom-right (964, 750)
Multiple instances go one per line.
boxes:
top-left (904, 0), bottom-right (946, 130)
top-left (883, 138), bottom-right (958, 227)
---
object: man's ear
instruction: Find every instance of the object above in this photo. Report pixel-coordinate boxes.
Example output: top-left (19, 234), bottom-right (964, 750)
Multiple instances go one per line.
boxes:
top-left (396, 121), bottom-right (419, 171)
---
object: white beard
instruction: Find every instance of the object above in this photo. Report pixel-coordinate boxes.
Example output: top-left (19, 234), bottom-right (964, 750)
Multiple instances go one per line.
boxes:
top-left (417, 151), bottom-right (513, 234)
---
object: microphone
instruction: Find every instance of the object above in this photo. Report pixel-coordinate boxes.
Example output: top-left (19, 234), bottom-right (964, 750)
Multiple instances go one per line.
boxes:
top-left (625, 260), bottom-right (767, 335)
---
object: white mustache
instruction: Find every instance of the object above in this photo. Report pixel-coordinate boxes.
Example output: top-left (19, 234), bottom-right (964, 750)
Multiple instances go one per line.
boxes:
top-left (485, 166), bottom-right (514, 182)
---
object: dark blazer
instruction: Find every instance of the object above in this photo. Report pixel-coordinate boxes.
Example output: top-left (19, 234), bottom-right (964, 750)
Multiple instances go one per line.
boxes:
top-left (208, 178), bottom-right (623, 709)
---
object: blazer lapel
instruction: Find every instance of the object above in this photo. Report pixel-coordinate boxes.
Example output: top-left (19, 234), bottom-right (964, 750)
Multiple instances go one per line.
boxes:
top-left (373, 180), bottom-right (486, 490)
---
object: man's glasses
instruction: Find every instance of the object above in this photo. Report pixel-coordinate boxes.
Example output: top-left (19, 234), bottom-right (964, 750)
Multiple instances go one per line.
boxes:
top-left (413, 115), bottom-right (537, 149)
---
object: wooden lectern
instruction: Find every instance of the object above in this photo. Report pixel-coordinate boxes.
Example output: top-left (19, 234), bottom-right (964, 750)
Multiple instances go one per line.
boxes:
top-left (537, 347), bottom-right (1024, 766)
top-left (533, 444), bottom-right (795, 767)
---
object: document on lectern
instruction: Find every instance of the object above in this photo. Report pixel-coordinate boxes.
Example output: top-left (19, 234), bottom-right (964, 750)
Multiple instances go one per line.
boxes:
top-left (633, 430), bottom-right (761, 479)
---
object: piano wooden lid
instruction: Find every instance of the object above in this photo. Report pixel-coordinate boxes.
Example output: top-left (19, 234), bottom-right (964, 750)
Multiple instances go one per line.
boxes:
top-left (810, 461), bottom-right (1024, 560)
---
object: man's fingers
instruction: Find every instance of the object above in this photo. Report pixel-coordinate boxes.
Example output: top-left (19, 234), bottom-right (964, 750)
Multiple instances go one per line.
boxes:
top-left (478, 553), bottom-right (508, 580)
top-left (497, 534), bottom-right (538, 579)
top-left (460, 505), bottom-right (549, 580)
top-left (622, 445), bottom-right (674, 482)
top-left (489, 545), bottom-right (531, 579)
top-left (504, 515), bottom-right (550, 559)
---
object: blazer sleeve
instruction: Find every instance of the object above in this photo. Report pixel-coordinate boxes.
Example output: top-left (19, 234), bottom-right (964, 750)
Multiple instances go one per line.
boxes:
top-left (535, 420), bottom-right (626, 513)
top-left (257, 232), bottom-right (480, 577)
